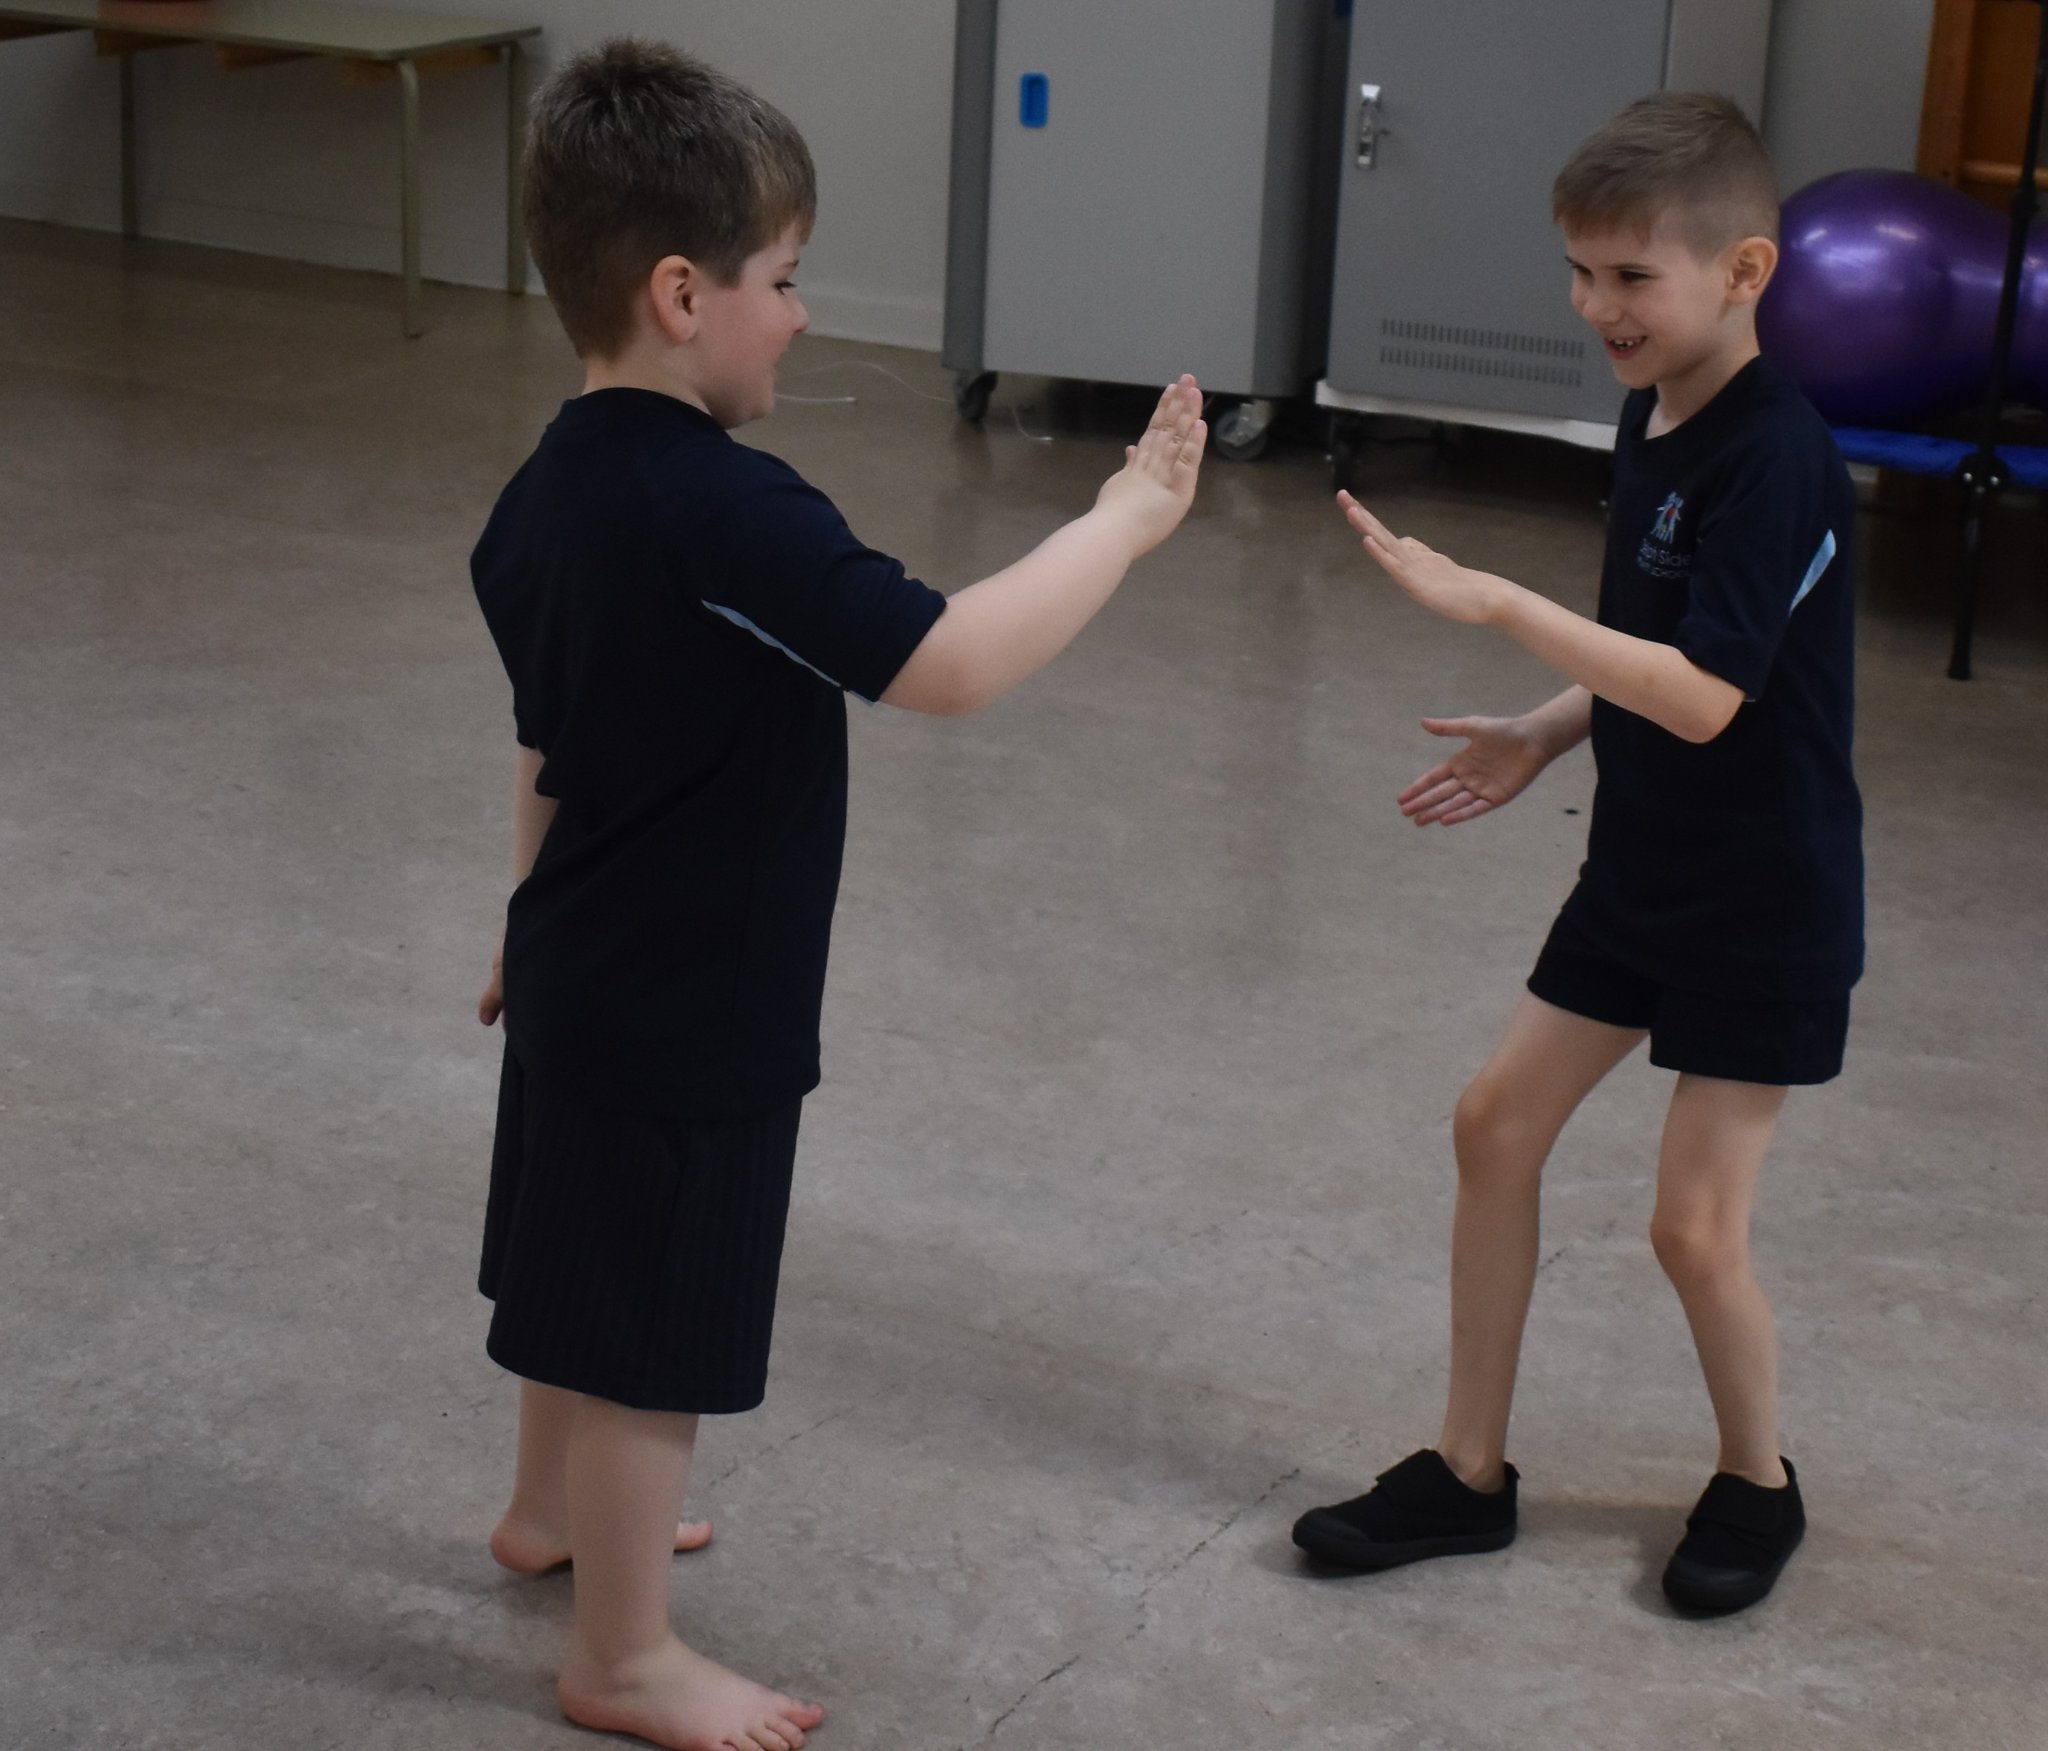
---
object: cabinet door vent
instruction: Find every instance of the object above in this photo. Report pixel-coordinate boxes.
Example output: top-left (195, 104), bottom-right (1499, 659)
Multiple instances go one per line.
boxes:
top-left (1381, 318), bottom-right (1586, 360)
top-left (1377, 346), bottom-right (1584, 388)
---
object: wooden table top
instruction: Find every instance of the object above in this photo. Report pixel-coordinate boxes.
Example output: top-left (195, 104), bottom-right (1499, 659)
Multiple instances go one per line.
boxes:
top-left (0, 0), bottom-right (538, 59)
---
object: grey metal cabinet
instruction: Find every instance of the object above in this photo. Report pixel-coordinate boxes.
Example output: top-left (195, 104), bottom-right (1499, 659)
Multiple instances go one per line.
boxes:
top-left (1320, 0), bottom-right (1773, 465)
top-left (944, 0), bottom-right (1337, 442)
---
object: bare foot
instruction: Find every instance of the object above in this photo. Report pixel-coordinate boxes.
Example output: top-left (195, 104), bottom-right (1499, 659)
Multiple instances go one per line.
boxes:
top-left (490, 1513), bottom-right (714, 1575)
top-left (558, 1636), bottom-right (825, 1751)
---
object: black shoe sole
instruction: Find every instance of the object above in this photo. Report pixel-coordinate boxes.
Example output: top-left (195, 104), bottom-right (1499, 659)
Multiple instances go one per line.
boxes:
top-left (1660, 1525), bottom-right (1804, 1616)
top-left (1291, 1512), bottom-right (1516, 1572)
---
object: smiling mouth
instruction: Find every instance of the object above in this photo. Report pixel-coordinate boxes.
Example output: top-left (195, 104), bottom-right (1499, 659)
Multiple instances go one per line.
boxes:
top-left (1604, 335), bottom-right (1647, 358)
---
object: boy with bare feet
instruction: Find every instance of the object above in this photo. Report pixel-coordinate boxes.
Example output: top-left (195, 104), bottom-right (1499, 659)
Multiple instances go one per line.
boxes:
top-left (1292, 94), bottom-right (1860, 1615)
top-left (469, 41), bottom-right (1206, 1750)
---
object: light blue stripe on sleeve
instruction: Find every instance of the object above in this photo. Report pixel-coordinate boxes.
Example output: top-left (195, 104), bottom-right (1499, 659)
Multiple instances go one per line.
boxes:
top-left (701, 600), bottom-right (852, 693)
top-left (1790, 529), bottom-right (1837, 613)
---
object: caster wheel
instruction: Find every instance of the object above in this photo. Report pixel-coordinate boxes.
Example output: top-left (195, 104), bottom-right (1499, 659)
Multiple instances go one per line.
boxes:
top-left (1213, 397), bottom-right (1276, 463)
top-left (954, 369), bottom-right (997, 423)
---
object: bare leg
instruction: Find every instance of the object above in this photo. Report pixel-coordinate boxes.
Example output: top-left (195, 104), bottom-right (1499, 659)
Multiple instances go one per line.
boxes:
top-left (492, 1379), bottom-right (712, 1574)
top-left (1649, 1075), bottom-right (1790, 1487)
top-left (1437, 996), bottom-right (1645, 1490)
top-left (555, 1396), bottom-right (824, 1751)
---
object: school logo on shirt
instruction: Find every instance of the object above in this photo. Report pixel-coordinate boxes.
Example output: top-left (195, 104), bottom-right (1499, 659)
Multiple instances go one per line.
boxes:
top-left (1637, 491), bottom-right (1692, 579)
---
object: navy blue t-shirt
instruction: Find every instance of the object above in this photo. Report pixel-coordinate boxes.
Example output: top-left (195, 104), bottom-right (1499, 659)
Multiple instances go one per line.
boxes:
top-left (472, 389), bottom-right (947, 1115)
top-left (1562, 356), bottom-right (1864, 1000)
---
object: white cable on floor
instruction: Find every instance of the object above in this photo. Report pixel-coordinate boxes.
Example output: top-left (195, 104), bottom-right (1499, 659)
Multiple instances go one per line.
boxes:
top-left (775, 359), bottom-right (1056, 443)
top-left (781, 359), bottom-right (954, 403)
top-left (1009, 404), bottom-right (1054, 445)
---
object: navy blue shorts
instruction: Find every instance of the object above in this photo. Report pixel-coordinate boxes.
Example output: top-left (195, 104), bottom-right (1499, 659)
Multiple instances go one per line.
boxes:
top-left (1527, 910), bottom-right (1849, 1087)
top-left (480, 1045), bottom-right (802, 1415)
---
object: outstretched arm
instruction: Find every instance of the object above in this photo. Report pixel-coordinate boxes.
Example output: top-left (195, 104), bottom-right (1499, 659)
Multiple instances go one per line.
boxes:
top-left (883, 377), bottom-right (1206, 715)
top-left (478, 745), bottom-right (557, 1026)
top-left (1340, 494), bottom-right (1742, 744)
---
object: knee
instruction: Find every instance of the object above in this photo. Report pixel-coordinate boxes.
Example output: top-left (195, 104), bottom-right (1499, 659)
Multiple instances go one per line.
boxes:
top-left (1650, 1210), bottom-right (1745, 1288)
top-left (1453, 1075), bottom-right (1544, 1187)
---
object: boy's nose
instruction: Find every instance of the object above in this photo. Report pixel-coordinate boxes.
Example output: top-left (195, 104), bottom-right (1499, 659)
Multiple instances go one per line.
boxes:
top-left (792, 296), bottom-right (810, 334)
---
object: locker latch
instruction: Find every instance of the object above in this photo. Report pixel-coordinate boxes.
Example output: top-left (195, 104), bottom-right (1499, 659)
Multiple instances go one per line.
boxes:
top-left (1357, 83), bottom-right (1385, 168)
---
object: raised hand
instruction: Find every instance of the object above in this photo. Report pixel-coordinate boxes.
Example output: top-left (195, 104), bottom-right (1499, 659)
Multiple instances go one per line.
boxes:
top-left (1094, 375), bottom-right (1207, 557)
top-left (1398, 714), bottom-right (1555, 827)
top-left (1338, 491), bottom-right (1508, 626)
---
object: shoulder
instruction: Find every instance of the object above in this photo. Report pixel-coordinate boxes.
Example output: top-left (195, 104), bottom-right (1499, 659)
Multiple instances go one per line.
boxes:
top-left (475, 453), bottom-right (536, 529)
top-left (1686, 397), bottom-right (1843, 548)
top-left (471, 454), bottom-right (542, 584)
top-left (655, 430), bottom-right (826, 507)
top-left (725, 440), bottom-right (833, 503)
top-left (690, 443), bottom-right (854, 554)
top-left (1723, 360), bottom-right (1844, 481)
top-left (622, 425), bottom-right (835, 549)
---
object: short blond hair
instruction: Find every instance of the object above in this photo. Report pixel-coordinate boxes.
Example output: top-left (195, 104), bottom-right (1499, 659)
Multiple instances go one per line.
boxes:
top-left (1552, 92), bottom-right (1777, 256)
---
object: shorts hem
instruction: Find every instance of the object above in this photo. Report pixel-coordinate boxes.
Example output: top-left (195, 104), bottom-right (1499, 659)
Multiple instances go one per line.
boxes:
top-left (1643, 1040), bottom-right (1844, 1088)
top-left (484, 1337), bottom-right (768, 1417)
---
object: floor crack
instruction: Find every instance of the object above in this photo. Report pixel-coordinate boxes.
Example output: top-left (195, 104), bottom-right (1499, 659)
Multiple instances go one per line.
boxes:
top-left (982, 1652), bottom-right (1081, 1740)
top-left (1129, 1462), bottom-right (1304, 1626)
top-left (703, 1402), bottom-right (856, 1489)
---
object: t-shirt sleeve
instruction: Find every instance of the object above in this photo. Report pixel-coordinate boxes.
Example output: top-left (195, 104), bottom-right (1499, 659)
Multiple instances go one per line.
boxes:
top-left (1672, 433), bottom-right (1843, 700)
top-left (686, 452), bottom-right (947, 704)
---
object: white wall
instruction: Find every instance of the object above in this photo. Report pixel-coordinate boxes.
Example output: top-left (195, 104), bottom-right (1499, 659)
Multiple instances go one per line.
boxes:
top-left (1761, 0), bottom-right (1938, 195)
top-left (0, 0), bottom-right (1938, 353)
top-left (0, 0), bottom-right (957, 349)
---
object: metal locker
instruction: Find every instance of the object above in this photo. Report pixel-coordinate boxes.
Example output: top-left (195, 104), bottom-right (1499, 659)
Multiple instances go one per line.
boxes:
top-left (943, 0), bottom-right (1339, 448)
top-left (1318, 0), bottom-right (1774, 462)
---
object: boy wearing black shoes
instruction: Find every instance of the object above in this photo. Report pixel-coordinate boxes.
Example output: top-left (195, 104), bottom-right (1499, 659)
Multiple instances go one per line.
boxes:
top-left (1294, 93), bottom-right (1858, 1616)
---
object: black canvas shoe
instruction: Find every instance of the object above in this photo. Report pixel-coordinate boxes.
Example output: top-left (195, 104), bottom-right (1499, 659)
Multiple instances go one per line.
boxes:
top-left (1292, 1449), bottom-right (1518, 1572)
top-left (1661, 1459), bottom-right (1805, 1615)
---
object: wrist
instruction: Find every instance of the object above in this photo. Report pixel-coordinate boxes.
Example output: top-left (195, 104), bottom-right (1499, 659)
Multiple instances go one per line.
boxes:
top-left (1475, 573), bottom-right (1522, 629)
top-left (1520, 714), bottom-right (1571, 761)
top-left (1522, 689), bottom-right (1590, 759)
top-left (1079, 503), bottom-right (1150, 566)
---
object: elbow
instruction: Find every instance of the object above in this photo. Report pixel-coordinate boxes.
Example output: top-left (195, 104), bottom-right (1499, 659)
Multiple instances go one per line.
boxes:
top-left (882, 659), bottom-right (990, 717)
top-left (1674, 699), bottom-right (1742, 744)
top-left (916, 661), bottom-right (992, 716)
top-left (921, 645), bottom-right (1010, 715)
top-left (1668, 666), bottom-right (1744, 744)
top-left (926, 687), bottom-right (985, 718)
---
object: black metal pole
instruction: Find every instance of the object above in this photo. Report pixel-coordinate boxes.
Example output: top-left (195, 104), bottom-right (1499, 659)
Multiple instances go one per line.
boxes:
top-left (1949, 0), bottom-right (2047, 680)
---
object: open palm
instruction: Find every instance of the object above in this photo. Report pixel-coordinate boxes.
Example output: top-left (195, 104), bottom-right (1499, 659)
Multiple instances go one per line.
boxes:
top-left (1398, 715), bottom-right (1552, 826)
top-left (1095, 375), bottom-right (1206, 555)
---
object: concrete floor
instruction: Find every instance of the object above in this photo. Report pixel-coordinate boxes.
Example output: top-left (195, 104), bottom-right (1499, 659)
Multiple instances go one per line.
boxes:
top-left (2, 222), bottom-right (2045, 1751)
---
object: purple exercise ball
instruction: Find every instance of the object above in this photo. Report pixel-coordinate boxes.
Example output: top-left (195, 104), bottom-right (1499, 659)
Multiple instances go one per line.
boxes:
top-left (1758, 168), bottom-right (2046, 425)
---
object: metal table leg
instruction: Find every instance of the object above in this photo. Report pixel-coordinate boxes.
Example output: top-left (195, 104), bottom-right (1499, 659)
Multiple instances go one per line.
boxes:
top-left (398, 55), bottom-right (421, 336)
top-left (118, 51), bottom-right (138, 239)
top-left (505, 38), bottom-right (527, 295)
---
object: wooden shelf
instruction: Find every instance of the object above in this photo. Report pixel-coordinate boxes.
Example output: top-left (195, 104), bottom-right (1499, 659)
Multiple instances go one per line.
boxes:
top-left (1959, 158), bottom-right (2048, 189)
top-left (1918, 0), bottom-right (2045, 207)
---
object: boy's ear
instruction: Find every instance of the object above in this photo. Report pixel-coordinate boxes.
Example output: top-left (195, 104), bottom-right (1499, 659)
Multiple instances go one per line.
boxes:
top-left (647, 254), bottom-right (702, 344)
top-left (1725, 235), bottom-right (1779, 307)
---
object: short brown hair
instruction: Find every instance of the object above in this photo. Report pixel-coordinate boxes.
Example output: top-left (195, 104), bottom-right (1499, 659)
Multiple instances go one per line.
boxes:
top-left (1552, 92), bottom-right (1777, 256)
top-left (523, 40), bottom-right (816, 358)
